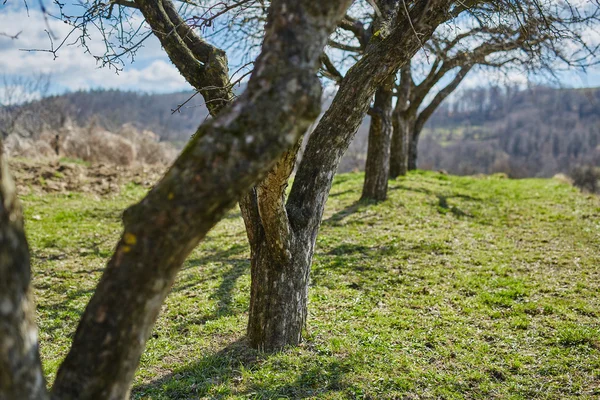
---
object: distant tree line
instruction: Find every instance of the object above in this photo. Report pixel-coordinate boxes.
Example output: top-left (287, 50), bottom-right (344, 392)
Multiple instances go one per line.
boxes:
top-left (419, 86), bottom-right (600, 177)
top-left (0, 89), bottom-right (210, 143)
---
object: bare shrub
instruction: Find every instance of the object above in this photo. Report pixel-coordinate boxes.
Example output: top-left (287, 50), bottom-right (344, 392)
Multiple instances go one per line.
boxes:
top-left (5, 119), bottom-right (177, 166)
top-left (569, 166), bottom-right (600, 194)
top-left (117, 123), bottom-right (177, 165)
top-left (85, 129), bottom-right (137, 166)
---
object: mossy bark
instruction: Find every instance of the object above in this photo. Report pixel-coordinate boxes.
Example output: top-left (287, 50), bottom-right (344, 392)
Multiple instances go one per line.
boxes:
top-left (362, 75), bottom-right (395, 201)
top-left (0, 146), bottom-right (49, 400)
top-left (50, 1), bottom-right (353, 398)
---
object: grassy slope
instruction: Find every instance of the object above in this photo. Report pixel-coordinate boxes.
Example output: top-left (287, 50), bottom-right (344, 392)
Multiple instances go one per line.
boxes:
top-left (22, 171), bottom-right (600, 399)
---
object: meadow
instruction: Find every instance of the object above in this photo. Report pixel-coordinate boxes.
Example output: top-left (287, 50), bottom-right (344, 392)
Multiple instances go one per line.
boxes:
top-left (22, 169), bottom-right (600, 399)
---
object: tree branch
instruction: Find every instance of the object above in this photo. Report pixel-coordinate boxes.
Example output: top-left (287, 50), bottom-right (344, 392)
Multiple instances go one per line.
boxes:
top-left (50, 1), bottom-right (353, 398)
top-left (414, 64), bottom-right (474, 135)
top-left (134, 0), bottom-right (233, 116)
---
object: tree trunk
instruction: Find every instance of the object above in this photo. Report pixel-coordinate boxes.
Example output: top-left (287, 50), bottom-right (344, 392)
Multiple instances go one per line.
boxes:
top-left (390, 113), bottom-right (416, 176)
top-left (407, 127), bottom-right (420, 171)
top-left (247, 240), bottom-right (310, 350)
top-left (50, 1), bottom-right (352, 398)
top-left (242, 141), bottom-right (309, 352)
top-left (389, 63), bottom-right (413, 179)
top-left (361, 75), bottom-right (395, 201)
top-left (0, 146), bottom-right (49, 400)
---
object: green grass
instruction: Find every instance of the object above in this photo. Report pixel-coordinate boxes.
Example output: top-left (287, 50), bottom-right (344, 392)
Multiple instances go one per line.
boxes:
top-left (23, 171), bottom-right (600, 399)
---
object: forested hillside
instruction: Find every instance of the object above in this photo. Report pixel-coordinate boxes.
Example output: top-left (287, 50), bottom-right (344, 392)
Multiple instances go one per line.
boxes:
top-left (3, 86), bottom-right (599, 177)
top-left (1, 90), bottom-right (209, 143)
top-left (417, 86), bottom-right (600, 177)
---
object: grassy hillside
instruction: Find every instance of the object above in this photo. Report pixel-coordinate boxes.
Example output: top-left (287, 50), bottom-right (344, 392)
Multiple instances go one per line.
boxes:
top-left (21, 170), bottom-right (600, 399)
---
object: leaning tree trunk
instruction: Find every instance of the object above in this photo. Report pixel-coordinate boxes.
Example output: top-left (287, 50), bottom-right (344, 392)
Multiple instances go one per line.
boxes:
top-left (0, 145), bottom-right (49, 400)
top-left (50, 1), bottom-right (353, 398)
top-left (361, 75), bottom-right (395, 201)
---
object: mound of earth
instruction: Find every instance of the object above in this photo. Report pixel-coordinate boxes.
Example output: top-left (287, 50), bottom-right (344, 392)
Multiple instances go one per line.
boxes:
top-left (9, 158), bottom-right (167, 196)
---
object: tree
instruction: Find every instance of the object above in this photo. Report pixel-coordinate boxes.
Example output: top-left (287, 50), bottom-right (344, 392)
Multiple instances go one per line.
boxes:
top-left (388, 1), bottom-right (600, 177)
top-left (241, 0), bottom-right (486, 350)
top-left (0, 1), bottom-right (353, 398)
top-left (333, 0), bottom-right (600, 201)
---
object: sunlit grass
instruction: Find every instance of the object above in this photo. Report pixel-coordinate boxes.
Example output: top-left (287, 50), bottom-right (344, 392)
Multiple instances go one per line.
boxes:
top-left (23, 171), bottom-right (600, 399)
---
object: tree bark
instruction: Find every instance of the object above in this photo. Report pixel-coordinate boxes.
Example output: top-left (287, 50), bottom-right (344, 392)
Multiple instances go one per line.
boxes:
top-left (0, 145), bottom-right (49, 400)
top-left (244, 0), bottom-right (459, 352)
top-left (242, 142), bottom-right (311, 350)
top-left (407, 126), bottom-right (420, 171)
top-left (361, 74), bottom-right (395, 201)
top-left (389, 63), bottom-right (413, 179)
top-left (390, 111), bottom-right (415, 177)
top-left (247, 240), bottom-right (311, 350)
top-left (50, 1), bottom-right (352, 398)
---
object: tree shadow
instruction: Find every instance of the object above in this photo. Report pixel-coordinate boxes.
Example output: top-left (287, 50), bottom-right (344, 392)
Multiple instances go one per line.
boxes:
top-left (329, 188), bottom-right (354, 198)
top-left (132, 339), bottom-right (352, 399)
top-left (172, 244), bottom-right (251, 329)
top-left (132, 338), bottom-right (263, 399)
top-left (323, 199), bottom-right (375, 225)
top-left (389, 184), bottom-right (482, 218)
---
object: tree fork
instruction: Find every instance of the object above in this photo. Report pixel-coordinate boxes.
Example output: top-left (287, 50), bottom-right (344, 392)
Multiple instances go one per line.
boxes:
top-left (50, 1), bottom-right (353, 398)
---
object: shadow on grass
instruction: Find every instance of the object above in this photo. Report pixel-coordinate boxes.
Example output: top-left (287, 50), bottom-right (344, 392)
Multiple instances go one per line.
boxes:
top-left (173, 244), bottom-right (251, 328)
top-left (390, 184), bottom-right (482, 218)
top-left (324, 199), bottom-right (376, 225)
top-left (132, 339), bottom-right (352, 399)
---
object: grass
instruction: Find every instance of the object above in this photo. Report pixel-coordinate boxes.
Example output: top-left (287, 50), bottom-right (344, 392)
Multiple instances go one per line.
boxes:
top-left (22, 171), bottom-right (600, 399)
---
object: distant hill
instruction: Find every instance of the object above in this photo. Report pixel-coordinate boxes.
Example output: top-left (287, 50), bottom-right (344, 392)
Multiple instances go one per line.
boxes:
top-left (3, 86), bottom-right (599, 177)
top-left (417, 86), bottom-right (600, 177)
top-left (0, 89), bottom-right (211, 144)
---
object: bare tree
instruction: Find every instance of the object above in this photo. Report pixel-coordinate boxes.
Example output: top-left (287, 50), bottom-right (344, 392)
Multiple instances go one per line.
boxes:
top-left (0, 74), bottom-right (51, 139)
top-left (322, 0), bottom-right (600, 200)
top-left (1, 1), bottom-right (353, 399)
top-left (389, 0), bottom-right (600, 178)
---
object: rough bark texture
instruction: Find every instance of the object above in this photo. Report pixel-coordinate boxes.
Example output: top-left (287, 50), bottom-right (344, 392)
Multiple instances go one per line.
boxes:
top-left (361, 74), bottom-right (395, 201)
top-left (243, 142), bottom-right (312, 350)
top-left (389, 64), bottom-right (412, 178)
top-left (134, 0), bottom-right (233, 116)
top-left (243, 0), bottom-right (461, 352)
top-left (50, 1), bottom-right (352, 398)
top-left (0, 146), bottom-right (48, 400)
top-left (407, 129), bottom-right (419, 171)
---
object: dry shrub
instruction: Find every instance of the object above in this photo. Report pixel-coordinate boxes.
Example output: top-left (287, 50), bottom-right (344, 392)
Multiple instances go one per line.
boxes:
top-left (83, 128), bottom-right (137, 166)
top-left (5, 120), bottom-right (177, 166)
top-left (569, 166), bottom-right (600, 194)
top-left (117, 123), bottom-right (177, 165)
top-left (553, 173), bottom-right (574, 186)
top-left (2, 133), bottom-right (57, 160)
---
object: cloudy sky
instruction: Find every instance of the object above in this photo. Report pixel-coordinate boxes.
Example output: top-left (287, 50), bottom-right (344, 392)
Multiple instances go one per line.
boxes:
top-left (1, 0), bottom-right (600, 98)
top-left (0, 1), bottom-right (192, 95)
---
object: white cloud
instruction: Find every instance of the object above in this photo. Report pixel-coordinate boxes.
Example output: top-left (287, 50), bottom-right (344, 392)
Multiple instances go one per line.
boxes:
top-left (0, 6), bottom-right (192, 93)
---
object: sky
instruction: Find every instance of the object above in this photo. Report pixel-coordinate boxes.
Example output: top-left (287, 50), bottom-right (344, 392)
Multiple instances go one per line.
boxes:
top-left (1, 0), bottom-right (600, 101)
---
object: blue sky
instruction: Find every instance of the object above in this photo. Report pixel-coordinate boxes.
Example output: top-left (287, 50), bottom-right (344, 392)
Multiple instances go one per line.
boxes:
top-left (1, 0), bottom-right (599, 99)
